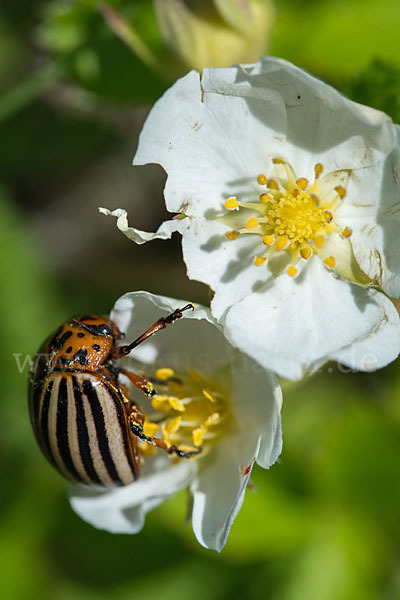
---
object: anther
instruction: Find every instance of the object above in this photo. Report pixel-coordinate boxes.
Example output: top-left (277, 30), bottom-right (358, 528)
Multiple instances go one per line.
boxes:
top-left (225, 231), bottom-right (240, 241)
top-left (225, 197), bottom-right (239, 210)
top-left (341, 227), bottom-right (352, 238)
top-left (260, 193), bottom-right (271, 203)
top-left (335, 186), bottom-right (346, 199)
top-left (267, 179), bottom-right (279, 190)
top-left (296, 177), bottom-right (309, 191)
top-left (300, 247), bottom-right (312, 259)
top-left (272, 157), bottom-right (286, 165)
top-left (254, 256), bottom-right (267, 266)
top-left (246, 216), bottom-right (259, 230)
top-left (156, 368), bottom-right (175, 380)
top-left (287, 266), bottom-right (299, 277)
top-left (262, 235), bottom-right (275, 246)
top-left (323, 210), bottom-right (333, 223)
top-left (324, 256), bottom-right (336, 268)
top-left (275, 236), bottom-right (288, 251)
top-left (257, 174), bottom-right (267, 185)
top-left (314, 163), bottom-right (324, 178)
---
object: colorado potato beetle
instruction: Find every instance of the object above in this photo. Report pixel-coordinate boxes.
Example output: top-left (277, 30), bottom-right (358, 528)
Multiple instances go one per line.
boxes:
top-left (29, 304), bottom-right (198, 487)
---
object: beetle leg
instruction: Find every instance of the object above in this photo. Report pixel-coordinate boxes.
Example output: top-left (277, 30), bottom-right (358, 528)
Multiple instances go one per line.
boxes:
top-left (128, 412), bottom-right (202, 459)
top-left (117, 367), bottom-right (156, 400)
top-left (111, 303), bottom-right (194, 359)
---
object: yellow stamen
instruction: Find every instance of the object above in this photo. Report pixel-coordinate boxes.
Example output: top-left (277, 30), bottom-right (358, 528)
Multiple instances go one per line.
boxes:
top-left (205, 412), bottom-right (220, 427)
top-left (168, 397), bottom-right (186, 412)
top-left (272, 157), bottom-right (286, 165)
top-left (313, 235), bottom-right (325, 248)
top-left (156, 367), bottom-right (175, 380)
top-left (275, 236), bottom-right (288, 251)
top-left (192, 426), bottom-right (206, 447)
top-left (323, 210), bottom-right (333, 223)
top-left (257, 174), bottom-right (267, 185)
top-left (300, 247), bottom-right (312, 259)
top-left (324, 256), bottom-right (336, 268)
top-left (262, 235), bottom-right (275, 246)
top-left (164, 416), bottom-right (182, 435)
top-left (254, 256), bottom-right (266, 266)
top-left (335, 186), bottom-right (346, 199)
top-left (287, 266), bottom-right (299, 277)
top-left (225, 197), bottom-right (239, 210)
top-left (203, 389), bottom-right (216, 402)
top-left (246, 216), bottom-right (259, 230)
top-left (225, 231), bottom-right (240, 241)
top-left (260, 193), bottom-right (271, 203)
top-left (341, 227), bottom-right (352, 238)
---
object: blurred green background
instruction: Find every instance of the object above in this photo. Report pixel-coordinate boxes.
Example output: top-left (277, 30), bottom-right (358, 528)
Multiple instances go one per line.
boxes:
top-left (1, 0), bottom-right (400, 598)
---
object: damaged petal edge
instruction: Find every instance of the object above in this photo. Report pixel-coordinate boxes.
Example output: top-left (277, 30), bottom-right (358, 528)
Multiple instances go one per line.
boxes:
top-left (98, 207), bottom-right (181, 245)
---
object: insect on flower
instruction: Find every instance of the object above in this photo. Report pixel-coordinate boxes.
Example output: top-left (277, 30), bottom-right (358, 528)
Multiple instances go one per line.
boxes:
top-left (28, 304), bottom-right (200, 487)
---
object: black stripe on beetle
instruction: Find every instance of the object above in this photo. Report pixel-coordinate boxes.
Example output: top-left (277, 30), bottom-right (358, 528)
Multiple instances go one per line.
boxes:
top-left (72, 376), bottom-right (102, 485)
top-left (82, 379), bottom-right (123, 486)
top-left (57, 377), bottom-right (81, 481)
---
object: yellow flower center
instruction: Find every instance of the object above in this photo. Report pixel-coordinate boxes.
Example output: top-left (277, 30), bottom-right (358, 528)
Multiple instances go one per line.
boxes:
top-left (223, 158), bottom-right (352, 276)
top-left (140, 367), bottom-right (229, 458)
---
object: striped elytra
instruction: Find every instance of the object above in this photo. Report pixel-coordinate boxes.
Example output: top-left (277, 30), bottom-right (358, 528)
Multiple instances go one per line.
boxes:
top-left (28, 306), bottom-right (195, 487)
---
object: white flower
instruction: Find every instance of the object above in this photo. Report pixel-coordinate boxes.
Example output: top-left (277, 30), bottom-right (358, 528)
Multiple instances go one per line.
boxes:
top-left (100, 57), bottom-right (400, 380)
top-left (69, 291), bottom-right (282, 551)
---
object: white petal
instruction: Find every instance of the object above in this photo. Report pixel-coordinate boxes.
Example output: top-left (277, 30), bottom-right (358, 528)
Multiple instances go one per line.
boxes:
top-left (133, 59), bottom-right (395, 228)
top-left (134, 68), bottom-right (287, 217)
top-left (222, 257), bottom-right (400, 380)
top-left (99, 207), bottom-right (181, 244)
top-left (242, 57), bottom-right (395, 172)
top-left (180, 218), bottom-right (273, 319)
top-left (330, 297), bottom-right (400, 371)
top-left (230, 359), bottom-right (283, 469)
top-left (191, 434), bottom-right (260, 552)
top-left (191, 351), bottom-right (282, 551)
top-left (69, 454), bottom-right (196, 534)
top-left (337, 126), bottom-right (400, 297)
top-left (110, 291), bottom-right (236, 376)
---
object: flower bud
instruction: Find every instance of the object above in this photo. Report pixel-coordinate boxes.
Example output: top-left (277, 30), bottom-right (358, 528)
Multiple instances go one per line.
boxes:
top-left (153, 0), bottom-right (275, 71)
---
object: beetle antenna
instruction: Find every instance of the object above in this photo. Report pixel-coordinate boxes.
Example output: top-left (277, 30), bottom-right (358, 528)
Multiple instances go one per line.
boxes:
top-left (112, 303), bottom-right (194, 359)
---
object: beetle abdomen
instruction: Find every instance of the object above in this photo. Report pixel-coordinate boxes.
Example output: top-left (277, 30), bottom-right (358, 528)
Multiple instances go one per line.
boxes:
top-left (31, 372), bottom-right (139, 487)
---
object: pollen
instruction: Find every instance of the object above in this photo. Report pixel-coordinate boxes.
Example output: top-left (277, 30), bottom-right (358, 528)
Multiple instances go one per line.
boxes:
top-left (220, 159), bottom-right (352, 274)
top-left (225, 197), bottom-right (239, 210)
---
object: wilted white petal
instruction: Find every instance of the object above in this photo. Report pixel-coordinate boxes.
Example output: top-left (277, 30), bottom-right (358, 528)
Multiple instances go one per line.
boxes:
top-left (99, 207), bottom-right (181, 244)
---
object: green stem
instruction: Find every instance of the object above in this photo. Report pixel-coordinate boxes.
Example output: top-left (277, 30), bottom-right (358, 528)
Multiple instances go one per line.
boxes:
top-left (0, 62), bottom-right (61, 124)
top-left (98, 2), bottom-right (163, 76)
